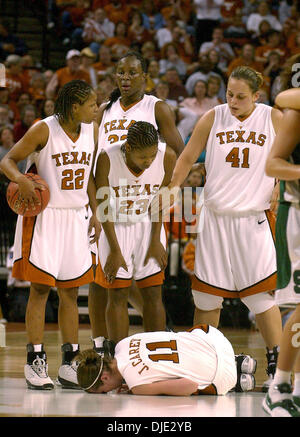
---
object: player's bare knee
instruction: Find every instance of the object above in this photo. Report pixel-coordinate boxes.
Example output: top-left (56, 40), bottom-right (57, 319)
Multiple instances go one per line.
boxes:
top-left (192, 290), bottom-right (223, 311)
top-left (30, 283), bottom-right (51, 297)
top-left (241, 292), bottom-right (276, 315)
top-left (108, 287), bottom-right (129, 305)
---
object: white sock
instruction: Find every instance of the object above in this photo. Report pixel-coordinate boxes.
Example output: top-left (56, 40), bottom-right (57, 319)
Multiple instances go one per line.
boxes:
top-left (93, 336), bottom-right (106, 348)
top-left (272, 368), bottom-right (291, 387)
top-left (293, 373), bottom-right (300, 397)
top-left (71, 343), bottom-right (79, 352)
top-left (33, 344), bottom-right (42, 352)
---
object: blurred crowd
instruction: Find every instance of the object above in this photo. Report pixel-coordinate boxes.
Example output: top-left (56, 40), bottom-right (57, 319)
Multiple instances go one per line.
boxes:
top-left (1, 0), bottom-right (300, 161)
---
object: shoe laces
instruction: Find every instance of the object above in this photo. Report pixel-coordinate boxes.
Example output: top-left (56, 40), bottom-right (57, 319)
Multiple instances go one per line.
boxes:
top-left (32, 356), bottom-right (48, 378)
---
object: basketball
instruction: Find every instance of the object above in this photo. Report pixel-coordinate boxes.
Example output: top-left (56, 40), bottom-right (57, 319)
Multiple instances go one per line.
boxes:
top-left (6, 173), bottom-right (50, 217)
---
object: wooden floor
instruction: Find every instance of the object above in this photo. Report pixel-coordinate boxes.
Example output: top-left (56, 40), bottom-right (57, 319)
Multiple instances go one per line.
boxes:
top-left (0, 322), bottom-right (273, 421)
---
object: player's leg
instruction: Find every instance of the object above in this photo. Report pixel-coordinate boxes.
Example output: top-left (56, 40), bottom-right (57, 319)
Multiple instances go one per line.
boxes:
top-left (193, 306), bottom-right (221, 328)
top-left (88, 281), bottom-right (109, 352)
top-left (128, 281), bottom-right (144, 317)
top-left (106, 286), bottom-right (131, 344)
top-left (138, 285), bottom-right (166, 332)
top-left (263, 304), bottom-right (300, 417)
top-left (24, 282), bottom-right (54, 390)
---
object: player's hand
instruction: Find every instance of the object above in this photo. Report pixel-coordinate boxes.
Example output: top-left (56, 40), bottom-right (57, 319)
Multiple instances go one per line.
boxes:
top-left (144, 241), bottom-right (168, 270)
top-left (16, 175), bottom-right (45, 213)
top-left (104, 251), bottom-right (128, 283)
top-left (88, 214), bottom-right (101, 244)
top-left (150, 184), bottom-right (181, 217)
top-left (270, 181), bottom-right (280, 215)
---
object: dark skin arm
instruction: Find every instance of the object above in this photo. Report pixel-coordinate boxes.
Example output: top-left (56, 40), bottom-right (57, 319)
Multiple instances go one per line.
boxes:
top-left (155, 100), bottom-right (185, 156)
top-left (94, 150), bottom-right (128, 283)
top-left (145, 146), bottom-right (177, 270)
top-left (87, 121), bottom-right (101, 244)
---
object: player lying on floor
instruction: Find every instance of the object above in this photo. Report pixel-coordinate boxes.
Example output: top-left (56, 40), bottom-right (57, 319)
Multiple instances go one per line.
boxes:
top-left (75, 324), bottom-right (257, 395)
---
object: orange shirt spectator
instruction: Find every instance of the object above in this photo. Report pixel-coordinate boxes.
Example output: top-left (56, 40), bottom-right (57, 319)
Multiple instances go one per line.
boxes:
top-left (161, 0), bottom-right (192, 23)
top-left (104, 1), bottom-right (131, 24)
top-left (255, 30), bottom-right (288, 65)
top-left (5, 54), bottom-right (28, 102)
top-left (227, 43), bottom-right (263, 77)
top-left (103, 22), bottom-right (131, 49)
top-left (45, 50), bottom-right (91, 100)
top-left (93, 45), bottom-right (114, 77)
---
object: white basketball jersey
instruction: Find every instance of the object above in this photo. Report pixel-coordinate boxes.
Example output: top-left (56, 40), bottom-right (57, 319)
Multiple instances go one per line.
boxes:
top-left (26, 116), bottom-right (95, 208)
top-left (98, 94), bottom-right (160, 154)
top-left (204, 103), bottom-right (276, 213)
top-left (103, 142), bottom-right (166, 223)
top-left (115, 330), bottom-right (217, 390)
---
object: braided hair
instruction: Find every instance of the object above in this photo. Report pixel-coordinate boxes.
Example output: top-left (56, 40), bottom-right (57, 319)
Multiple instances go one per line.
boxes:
top-left (54, 79), bottom-right (94, 123)
top-left (105, 51), bottom-right (148, 111)
top-left (122, 121), bottom-right (158, 152)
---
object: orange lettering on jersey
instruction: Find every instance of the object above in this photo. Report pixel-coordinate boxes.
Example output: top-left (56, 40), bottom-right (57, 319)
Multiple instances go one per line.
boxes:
top-left (70, 151), bottom-right (79, 164)
top-left (140, 184), bottom-right (151, 196)
top-left (104, 122), bottom-right (110, 133)
top-left (226, 131), bottom-right (235, 143)
top-left (110, 120), bottom-right (117, 130)
top-left (138, 365), bottom-right (149, 375)
top-left (62, 152), bottom-right (70, 165)
top-left (117, 119), bottom-right (127, 130)
top-left (151, 185), bottom-right (160, 195)
top-left (127, 120), bottom-right (137, 129)
top-left (52, 154), bottom-right (62, 167)
top-left (216, 132), bottom-right (225, 144)
top-left (112, 186), bottom-right (120, 197)
top-left (131, 185), bottom-right (142, 196)
top-left (121, 185), bottom-right (131, 197)
top-left (245, 131), bottom-right (256, 144)
top-left (79, 152), bottom-right (88, 165)
top-left (257, 134), bottom-right (266, 147)
top-left (235, 130), bottom-right (245, 142)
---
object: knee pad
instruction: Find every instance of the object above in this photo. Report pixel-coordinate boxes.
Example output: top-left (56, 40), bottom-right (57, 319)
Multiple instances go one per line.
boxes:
top-left (192, 290), bottom-right (223, 311)
top-left (241, 292), bottom-right (275, 315)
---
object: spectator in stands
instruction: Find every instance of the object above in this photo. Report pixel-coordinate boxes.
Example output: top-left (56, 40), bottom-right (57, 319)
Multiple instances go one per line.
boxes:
top-left (28, 72), bottom-right (47, 114)
top-left (141, 1), bottom-right (165, 35)
top-left (60, 0), bottom-right (90, 46)
top-left (43, 69), bottom-right (54, 87)
top-left (227, 43), bottom-right (263, 77)
top-left (127, 10), bottom-right (151, 50)
top-left (0, 19), bottom-right (28, 60)
top-left (0, 104), bottom-right (13, 130)
top-left (155, 14), bottom-right (177, 50)
top-left (206, 48), bottom-right (228, 83)
top-left (0, 125), bottom-right (26, 173)
top-left (145, 59), bottom-right (160, 93)
top-left (180, 79), bottom-right (219, 120)
top-left (206, 75), bottom-right (223, 103)
top-left (21, 54), bottom-right (40, 91)
top-left (246, 1), bottom-right (282, 34)
top-left (159, 42), bottom-right (187, 80)
top-left (5, 54), bottom-right (28, 104)
top-left (223, 7), bottom-right (249, 49)
top-left (80, 47), bottom-right (98, 88)
top-left (104, 0), bottom-right (132, 25)
top-left (220, 0), bottom-right (244, 26)
top-left (199, 27), bottom-right (235, 72)
top-left (40, 99), bottom-right (55, 119)
top-left (185, 54), bottom-right (226, 102)
top-left (45, 49), bottom-right (91, 99)
top-left (163, 67), bottom-right (188, 104)
top-left (161, 0), bottom-right (192, 25)
top-left (93, 45), bottom-right (114, 80)
top-left (193, 0), bottom-right (224, 53)
top-left (255, 30), bottom-right (288, 65)
top-left (81, 7), bottom-right (115, 55)
top-left (287, 16), bottom-right (300, 53)
top-left (154, 80), bottom-right (177, 108)
top-left (170, 24), bottom-right (194, 63)
top-left (250, 19), bottom-right (272, 47)
top-left (141, 41), bottom-right (158, 63)
top-left (103, 21), bottom-right (131, 58)
top-left (13, 104), bottom-right (37, 142)
top-left (263, 50), bottom-right (282, 89)
top-left (289, 31), bottom-right (300, 55)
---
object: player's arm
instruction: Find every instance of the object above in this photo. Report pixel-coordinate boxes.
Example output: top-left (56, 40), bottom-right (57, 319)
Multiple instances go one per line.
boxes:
top-left (266, 109), bottom-right (300, 181)
top-left (0, 121), bottom-right (49, 207)
top-left (87, 121), bottom-right (101, 243)
top-left (169, 108), bottom-right (215, 189)
top-left (96, 102), bottom-right (107, 126)
top-left (155, 100), bottom-right (185, 156)
top-left (145, 146), bottom-right (177, 270)
top-left (95, 150), bottom-right (127, 282)
top-left (131, 378), bottom-right (199, 396)
top-left (275, 88), bottom-right (300, 110)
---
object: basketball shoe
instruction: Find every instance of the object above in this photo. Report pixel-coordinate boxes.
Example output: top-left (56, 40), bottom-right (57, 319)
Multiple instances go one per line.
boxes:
top-left (234, 354), bottom-right (257, 392)
top-left (24, 344), bottom-right (54, 390)
top-left (262, 383), bottom-right (300, 417)
top-left (262, 346), bottom-right (279, 392)
top-left (57, 343), bottom-right (80, 389)
top-left (92, 338), bottom-right (116, 358)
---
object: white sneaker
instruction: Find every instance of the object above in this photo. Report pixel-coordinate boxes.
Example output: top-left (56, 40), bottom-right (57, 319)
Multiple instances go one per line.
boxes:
top-left (262, 383), bottom-right (300, 417)
top-left (57, 361), bottom-right (80, 389)
top-left (24, 356), bottom-right (54, 390)
top-left (235, 354), bottom-right (257, 374)
top-left (235, 373), bottom-right (256, 392)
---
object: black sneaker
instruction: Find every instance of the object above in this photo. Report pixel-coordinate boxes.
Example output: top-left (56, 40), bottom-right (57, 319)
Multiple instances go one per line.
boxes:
top-left (262, 383), bottom-right (300, 417)
top-left (262, 346), bottom-right (279, 392)
top-left (235, 373), bottom-right (256, 392)
top-left (93, 338), bottom-right (115, 358)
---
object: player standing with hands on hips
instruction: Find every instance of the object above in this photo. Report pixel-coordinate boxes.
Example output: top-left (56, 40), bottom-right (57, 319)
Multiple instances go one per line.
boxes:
top-left (159, 66), bottom-right (283, 391)
top-left (0, 80), bottom-right (100, 390)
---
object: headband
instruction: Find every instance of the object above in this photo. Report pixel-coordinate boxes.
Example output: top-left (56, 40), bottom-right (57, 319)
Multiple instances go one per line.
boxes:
top-left (84, 360), bottom-right (104, 391)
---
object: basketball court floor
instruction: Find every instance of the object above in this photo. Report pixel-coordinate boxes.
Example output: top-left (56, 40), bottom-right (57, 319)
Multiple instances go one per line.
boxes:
top-left (0, 323), bottom-right (273, 420)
